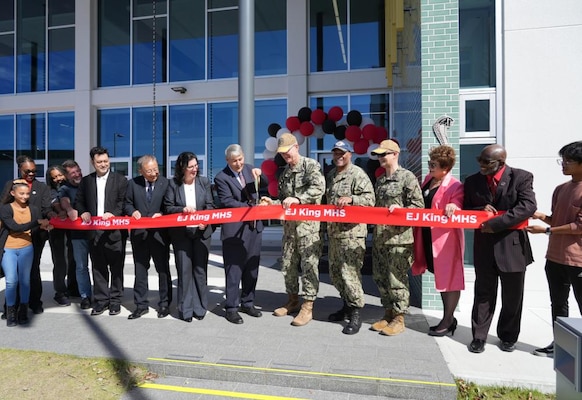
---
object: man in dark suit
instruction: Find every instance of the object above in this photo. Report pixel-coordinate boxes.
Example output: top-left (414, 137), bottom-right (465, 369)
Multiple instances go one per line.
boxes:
top-left (74, 146), bottom-right (128, 316)
top-left (125, 155), bottom-right (172, 319)
top-left (214, 144), bottom-right (267, 324)
top-left (464, 144), bottom-right (536, 353)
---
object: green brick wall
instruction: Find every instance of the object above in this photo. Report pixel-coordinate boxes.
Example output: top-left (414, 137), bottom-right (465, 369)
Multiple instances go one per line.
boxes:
top-left (419, 0), bottom-right (460, 310)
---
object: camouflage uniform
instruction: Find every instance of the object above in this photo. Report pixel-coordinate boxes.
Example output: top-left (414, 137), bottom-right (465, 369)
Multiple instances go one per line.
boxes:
top-left (278, 156), bottom-right (325, 301)
top-left (372, 167), bottom-right (423, 314)
top-left (326, 164), bottom-right (375, 308)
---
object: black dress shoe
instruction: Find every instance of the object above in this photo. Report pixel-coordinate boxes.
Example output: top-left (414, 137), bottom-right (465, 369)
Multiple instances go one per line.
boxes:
top-left (128, 308), bottom-right (149, 320)
top-left (468, 339), bottom-right (486, 353)
top-left (109, 304), bottom-right (121, 316)
top-left (226, 311), bottom-right (244, 324)
top-left (193, 314), bottom-right (205, 320)
top-left (157, 306), bottom-right (170, 318)
top-left (91, 303), bottom-right (109, 316)
top-left (240, 305), bottom-right (262, 318)
top-left (80, 297), bottom-right (92, 310)
top-left (499, 341), bottom-right (516, 352)
top-left (182, 316), bottom-right (192, 323)
top-left (31, 304), bottom-right (44, 315)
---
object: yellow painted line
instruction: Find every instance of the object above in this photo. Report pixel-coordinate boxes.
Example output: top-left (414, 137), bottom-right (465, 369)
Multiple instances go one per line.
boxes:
top-left (139, 382), bottom-right (307, 399)
top-left (147, 357), bottom-right (456, 388)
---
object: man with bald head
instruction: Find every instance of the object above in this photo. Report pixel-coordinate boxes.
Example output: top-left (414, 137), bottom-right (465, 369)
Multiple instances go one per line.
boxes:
top-left (463, 144), bottom-right (536, 353)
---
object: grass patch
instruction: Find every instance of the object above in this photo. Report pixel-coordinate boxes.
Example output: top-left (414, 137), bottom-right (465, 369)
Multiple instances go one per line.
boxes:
top-left (0, 348), bottom-right (156, 400)
top-left (456, 379), bottom-right (556, 400)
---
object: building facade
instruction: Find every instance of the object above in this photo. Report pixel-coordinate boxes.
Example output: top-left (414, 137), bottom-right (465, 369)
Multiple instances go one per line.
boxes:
top-left (1, 0), bottom-right (581, 308)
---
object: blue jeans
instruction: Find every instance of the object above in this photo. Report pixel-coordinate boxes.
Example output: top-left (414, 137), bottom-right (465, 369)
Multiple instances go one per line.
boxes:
top-left (72, 239), bottom-right (92, 299)
top-left (2, 244), bottom-right (34, 306)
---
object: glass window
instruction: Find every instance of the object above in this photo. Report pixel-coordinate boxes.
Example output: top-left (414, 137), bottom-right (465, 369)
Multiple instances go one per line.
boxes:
top-left (255, 98), bottom-right (287, 162)
top-left (47, 111), bottom-right (74, 166)
top-left (48, 0), bottom-right (75, 27)
top-left (134, 0), bottom-right (167, 18)
top-left (459, 0), bottom-right (495, 87)
top-left (97, 108), bottom-right (131, 158)
top-left (169, 0), bottom-right (205, 82)
top-left (350, 0), bottom-right (384, 69)
top-left (98, 0), bottom-right (130, 87)
top-left (255, 0), bottom-right (286, 76)
top-left (0, 0), bottom-right (14, 32)
top-left (208, 102), bottom-right (237, 179)
top-left (310, 0), bottom-right (348, 72)
top-left (169, 103), bottom-right (205, 158)
top-left (0, 115), bottom-right (15, 184)
top-left (132, 106), bottom-right (166, 175)
top-left (133, 16), bottom-right (167, 84)
top-left (17, 0), bottom-right (46, 93)
top-left (0, 34), bottom-right (15, 94)
top-left (48, 27), bottom-right (74, 90)
top-left (16, 112), bottom-right (46, 160)
top-left (465, 99), bottom-right (490, 132)
top-left (208, 7), bottom-right (238, 79)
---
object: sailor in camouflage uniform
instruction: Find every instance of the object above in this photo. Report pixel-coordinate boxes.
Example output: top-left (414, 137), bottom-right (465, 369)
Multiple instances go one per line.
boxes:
top-left (325, 141), bottom-right (375, 334)
top-left (370, 139), bottom-right (424, 336)
top-left (263, 133), bottom-right (325, 326)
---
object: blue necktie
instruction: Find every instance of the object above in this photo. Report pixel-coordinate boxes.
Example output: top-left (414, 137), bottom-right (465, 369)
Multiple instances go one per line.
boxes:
top-left (146, 181), bottom-right (153, 202)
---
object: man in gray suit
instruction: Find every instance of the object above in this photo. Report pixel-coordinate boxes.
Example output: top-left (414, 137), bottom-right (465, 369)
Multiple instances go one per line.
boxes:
top-left (464, 144), bottom-right (536, 353)
top-left (125, 155), bottom-right (172, 319)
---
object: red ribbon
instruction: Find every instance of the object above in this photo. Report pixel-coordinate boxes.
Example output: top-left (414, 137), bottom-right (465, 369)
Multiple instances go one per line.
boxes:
top-left (49, 205), bottom-right (527, 231)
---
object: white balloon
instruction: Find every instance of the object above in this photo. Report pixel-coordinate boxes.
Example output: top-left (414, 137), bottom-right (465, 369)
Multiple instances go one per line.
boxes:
top-left (367, 143), bottom-right (380, 160)
top-left (313, 124), bottom-right (325, 139)
top-left (265, 137), bottom-right (278, 152)
top-left (276, 128), bottom-right (290, 138)
top-left (292, 130), bottom-right (305, 145)
top-left (263, 149), bottom-right (276, 159)
top-left (338, 117), bottom-right (347, 127)
top-left (360, 117), bottom-right (374, 128)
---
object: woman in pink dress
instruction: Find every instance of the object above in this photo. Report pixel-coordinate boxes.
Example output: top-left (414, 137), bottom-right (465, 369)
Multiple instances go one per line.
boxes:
top-left (412, 145), bottom-right (465, 336)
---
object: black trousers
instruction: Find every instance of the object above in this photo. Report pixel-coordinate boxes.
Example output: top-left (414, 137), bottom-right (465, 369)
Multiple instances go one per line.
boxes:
top-left (131, 235), bottom-right (172, 309)
top-left (89, 234), bottom-right (126, 307)
top-left (545, 260), bottom-right (582, 324)
top-left (471, 261), bottom-right (526, 343)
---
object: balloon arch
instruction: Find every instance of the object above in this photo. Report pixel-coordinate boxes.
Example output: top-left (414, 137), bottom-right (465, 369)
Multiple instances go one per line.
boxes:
top-left (262, 106), bottom-right (392, 197)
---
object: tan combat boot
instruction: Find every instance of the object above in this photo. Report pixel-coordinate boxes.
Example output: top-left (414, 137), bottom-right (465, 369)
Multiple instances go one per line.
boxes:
top-left (370, 309), bottom-right (393, 332)
top-left (380, 313), bottom-right (405, 336)
top-left (291, 300), bottom-right (313, 326)
top-left (273, 294), bottom-right (300, 317)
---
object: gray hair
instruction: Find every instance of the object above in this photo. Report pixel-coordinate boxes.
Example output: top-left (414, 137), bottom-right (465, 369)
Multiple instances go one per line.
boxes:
top-left (225, 144), bottom-right (244, 159)
top-left (137, 154), bottom-right (157, 170)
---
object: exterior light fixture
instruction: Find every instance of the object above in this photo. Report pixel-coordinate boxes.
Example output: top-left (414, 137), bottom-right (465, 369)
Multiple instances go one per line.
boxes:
top-left (171, 86), bottom-right (187, 94)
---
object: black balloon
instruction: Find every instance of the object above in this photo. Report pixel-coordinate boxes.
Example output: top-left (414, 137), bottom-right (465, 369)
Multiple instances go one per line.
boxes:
top-left (334, 125), bottom-right (346, 140)
top-left (274, 153), bottom-right (286, 167)
top-left (322, 119), bottom-right (336, 134)
top-left (297, 107), bottom-right (312, 122)
top-left (347, 110), bottom-right (362, 126)
top-left (268, 123), bottom-right (281, 137)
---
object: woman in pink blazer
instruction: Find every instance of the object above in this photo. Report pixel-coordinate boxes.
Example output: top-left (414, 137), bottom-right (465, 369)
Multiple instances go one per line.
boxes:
top-left (412, 145), bottom-right (465, 336)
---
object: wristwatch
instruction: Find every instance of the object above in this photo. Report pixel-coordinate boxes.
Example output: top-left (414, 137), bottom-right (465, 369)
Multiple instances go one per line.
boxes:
top-left (545, 227), bottom-right (552, 235)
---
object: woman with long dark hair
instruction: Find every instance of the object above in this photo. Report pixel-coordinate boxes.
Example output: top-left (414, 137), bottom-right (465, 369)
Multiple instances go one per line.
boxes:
top-left (163, 152), bottom-right (215, 322)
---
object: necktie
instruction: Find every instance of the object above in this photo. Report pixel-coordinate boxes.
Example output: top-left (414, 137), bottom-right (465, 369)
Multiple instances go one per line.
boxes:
top-left (239, 172), bottom-right (246, 188)
top-left (146, 181), bottom-right (153, 202)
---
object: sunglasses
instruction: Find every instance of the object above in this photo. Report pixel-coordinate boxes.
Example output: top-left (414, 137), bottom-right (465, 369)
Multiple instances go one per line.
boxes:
top-left (376, 152), bottom-right (395, 158)
top-left (428, 161), bottom-right (439, 169)
top-left (23, 169), bottom-right (36, 174)
top-left (476, 157), bottom-right (498, 165)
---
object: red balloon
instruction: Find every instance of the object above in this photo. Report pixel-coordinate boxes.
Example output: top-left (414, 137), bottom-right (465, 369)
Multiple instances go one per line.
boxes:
top-left (285, 116), bottom-right (301, 132)
top-left (345, 125), bottom-right (362, 142)
top-left (375, 126), bottom-right (388, 143)
top-left (311, 109), bottom-right (326, 125)
top-left (261, 159), bottom-right (278, 176)
top-left (299, 121), bottom-right (315, 136)
top-left (375, 167), bottom-right (386, 178)
top-left (268, 180), bottom-right (278, 197)
top-left (328, 106), bottom-right (343, 122)
top-left (353, 139), bottom-right (369, 155)
top-left (362, 124), bottom-right (377, 141)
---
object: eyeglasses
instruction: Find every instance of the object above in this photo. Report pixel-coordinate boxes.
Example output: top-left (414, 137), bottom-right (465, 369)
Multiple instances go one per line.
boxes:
top-left (556, 159), bottom-right (578, 166)
top-left (186, 164), bottom-right (199, 170)
top-left (427, 161), bottom-right (439, 169)
top-left (23, 169), bottom-right (36, 174)
top-left (476, 157), bottom-right (498, 165)
top-left (144, 168), bottom-right (159, 174)
top-left (376, 152), bottom-right (395, 158)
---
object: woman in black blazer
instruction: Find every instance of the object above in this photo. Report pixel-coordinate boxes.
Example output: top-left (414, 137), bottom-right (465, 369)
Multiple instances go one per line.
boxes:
top-left (163, 152), bottom-right (215, 322)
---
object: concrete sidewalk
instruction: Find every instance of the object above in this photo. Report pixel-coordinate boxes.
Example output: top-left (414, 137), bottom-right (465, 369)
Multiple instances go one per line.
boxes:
top-left (0, 227), bottom-right (565, 398)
